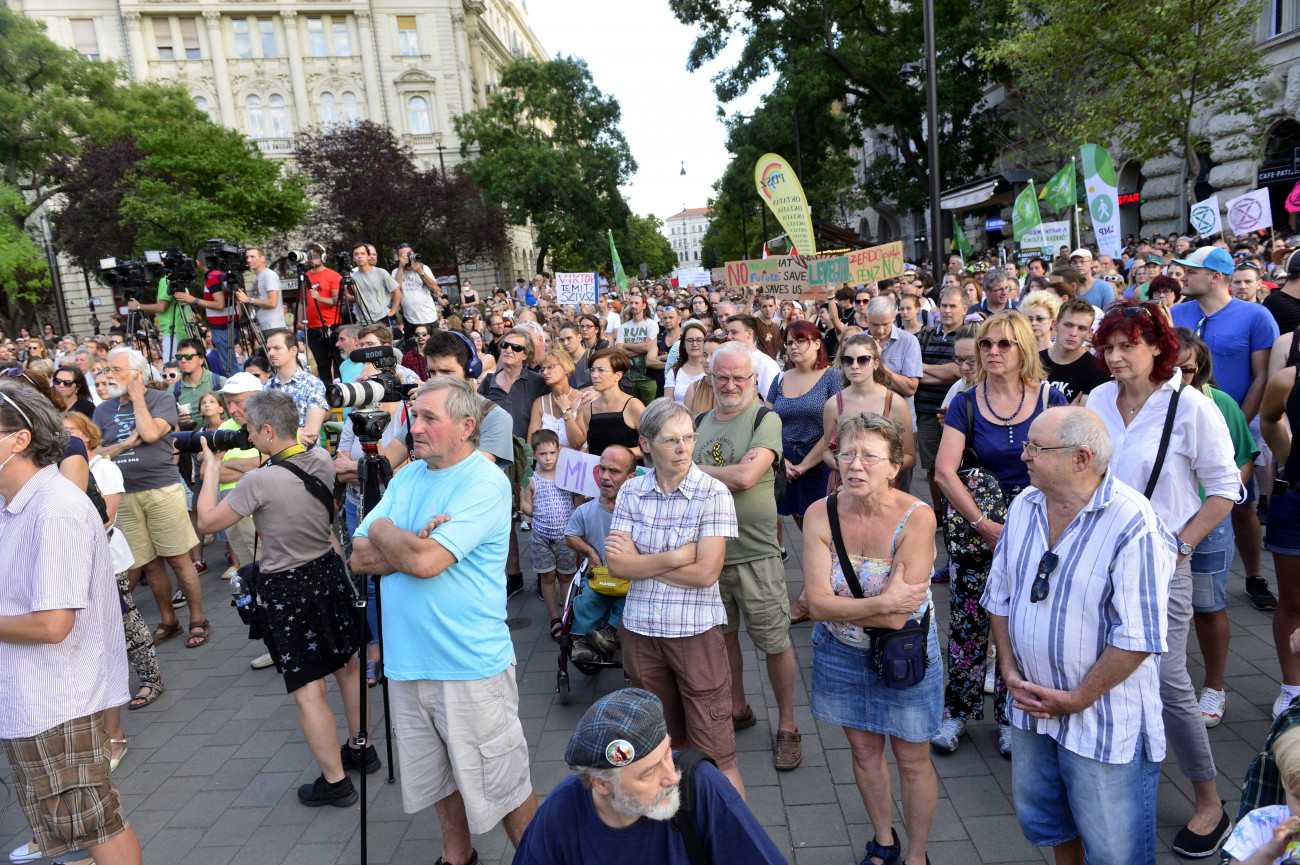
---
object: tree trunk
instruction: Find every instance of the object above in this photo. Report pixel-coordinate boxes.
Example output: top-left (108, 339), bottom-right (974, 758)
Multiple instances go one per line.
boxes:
top-left (534, 244), bottom-right (548, 276)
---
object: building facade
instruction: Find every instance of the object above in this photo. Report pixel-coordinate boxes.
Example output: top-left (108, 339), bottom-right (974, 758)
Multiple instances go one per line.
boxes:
top-left (663, 207), bottom-right (712, 266)
top-left (20, 0), bottom-right (547, 332)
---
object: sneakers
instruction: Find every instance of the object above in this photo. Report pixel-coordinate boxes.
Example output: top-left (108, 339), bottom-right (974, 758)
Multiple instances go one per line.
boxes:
top-left (1199, 688), bottom-right (1226, 728)
top-left (8, 842), bottom-right (41, 864)
top-left (586, 623), bottom-right (619, 659)
top-left (931, 717), bottom-right (965, 753)
top-left (930, 563), bottom-right (951, 584)
top-left (1274, 689), bottom-right (1300, 719)
top-left (998, 725), bottom-right (1012, 759)
top-left (505, 572), bottom-right (524, 600)
top-left (780, 547), bottom-right (789, 562)
top-left (171, 589), bottom-right (186, 608)
top-left (340, 743), bottom-right (381, 774)
top-left (984, 643), bottom-right (997, 694)
top-left (519, 519), bottom-right (531, 531)
top-left (1246, 576), bottom-right (1278, 611)
top-left (569, 637), bottom-right (598, 664)
top-left (297, 774), bottom-right (358, 807)
top-left (250, 652), bottom-right (275, 669)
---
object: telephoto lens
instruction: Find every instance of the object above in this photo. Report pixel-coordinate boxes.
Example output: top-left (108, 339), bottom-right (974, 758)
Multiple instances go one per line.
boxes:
top-left (171, 426), bottom-right (253, 454)
top-left (330, 379), bottom-right (386, 409)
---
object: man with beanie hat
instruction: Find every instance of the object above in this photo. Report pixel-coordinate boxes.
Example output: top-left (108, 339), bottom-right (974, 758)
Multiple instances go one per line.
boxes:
top-left (512, 689), bottom-right (787, 865)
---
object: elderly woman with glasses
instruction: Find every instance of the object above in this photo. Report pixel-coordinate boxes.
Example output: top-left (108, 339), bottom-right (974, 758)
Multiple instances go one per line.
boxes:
top-left (932, 311), bottom-right (1068, 757)
top-left (1089, 299), bottom-right (1239, 856)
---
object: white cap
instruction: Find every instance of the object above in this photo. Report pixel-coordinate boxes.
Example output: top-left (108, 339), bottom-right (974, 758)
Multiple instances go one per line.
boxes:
top-left (219, 372), bottom-right (264, 395)
top-left (1069, 248), bottom-right (1093, 260)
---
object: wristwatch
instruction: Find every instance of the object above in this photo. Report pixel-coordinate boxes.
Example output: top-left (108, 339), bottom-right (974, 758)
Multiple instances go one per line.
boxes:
top-left (1177, 539), bottom-right (1194, 557)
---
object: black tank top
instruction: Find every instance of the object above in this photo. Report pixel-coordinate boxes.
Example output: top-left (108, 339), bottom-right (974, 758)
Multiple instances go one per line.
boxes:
top-left (1287, 331), bottom-right (1300, 369)
top-left (587, 397), bottom-right (639, 456)
top-left (1285, 370), bottom-right (1300, 484)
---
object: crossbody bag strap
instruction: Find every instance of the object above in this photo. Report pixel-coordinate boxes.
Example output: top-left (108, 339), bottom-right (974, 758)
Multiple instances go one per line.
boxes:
top-left (1143, 384), bottom-right (1184, 500)
top-left (826, 493), bottom-right (865, 598)
top-left (271, 456), bottom-right (337, 522)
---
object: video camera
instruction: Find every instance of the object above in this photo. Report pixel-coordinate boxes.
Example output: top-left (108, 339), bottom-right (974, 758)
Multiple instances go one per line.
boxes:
top-left (171, 425), bottom-right (253, 454)
top-left (329, 347), bottom-right (417, 412)
top-left (205, 239), bottom-right (249, 274)
top-left (98, 256), bottom-right (154, 300)
top-left (157, 247), bottom-right (197, 292)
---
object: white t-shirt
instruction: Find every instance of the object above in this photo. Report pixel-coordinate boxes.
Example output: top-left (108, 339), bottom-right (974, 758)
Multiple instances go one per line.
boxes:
top-left (754, 351), bottom-right (781, 401)
top-left (603, 310), bottom-right (621, 335)
top-left (617, 316), bottom-right (659, 348)
top-left (941, 379), bottom-right (970, 410)
top-left (665, 366), bottom-right (707, 402)
top-left (250, 268), bottom-right (286, 331)
top-left (90, 454), bottom-right (135, 574)
top-left (392, 264), bottom-right (440, 325)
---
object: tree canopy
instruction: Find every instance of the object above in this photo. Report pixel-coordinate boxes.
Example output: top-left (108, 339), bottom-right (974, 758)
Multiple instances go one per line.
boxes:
top-left (455, 55), bottom-right (635, 274)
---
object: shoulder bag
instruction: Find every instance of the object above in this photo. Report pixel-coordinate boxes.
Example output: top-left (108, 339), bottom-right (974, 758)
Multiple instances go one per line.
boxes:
top-left (940, 389), bottom-right (1007, 557)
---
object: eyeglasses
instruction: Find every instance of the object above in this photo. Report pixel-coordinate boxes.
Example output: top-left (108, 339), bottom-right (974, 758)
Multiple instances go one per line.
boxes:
top-left (1180, 366), bottom-right (1198, 376)
top-left (53, 377), bottom-right (76, 387)
top-left (683, 337), bottom-right (705, 346)
top-left (836, 451), bottom-right (887, 468)
top-left (977, 338), bottom-right (1015, 353)
top-left (1026, 314), bottom-right (1052, 324)
top-left (109, 339), bottom-right (124, 346)
top-left (954, 355), bottom-right (977, 368)
top-left (1022, 441), bottom-right (1076, 458)
top-left (1030, 551), bottom-right (1060, 603)
top-left (652, 433), bottom-right (697, 448)
top-left (176, 353), bottom-right (199, 361)
top-left (784, 338), bottom-right (811, 349)
top-left (713, 374), bottom-right (754, 386)
top-left (842, 354), bottom-right (875, 366)
top-left (854, 298), bottom-right (871, 305)
top-left (501, 342), bottom-right (527, 354)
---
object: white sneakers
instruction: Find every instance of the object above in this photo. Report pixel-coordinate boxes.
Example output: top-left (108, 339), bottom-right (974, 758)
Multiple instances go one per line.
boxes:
top-left (931, 717), bottom-right (965, 753)
top-left (1199, 688), bottom-right (1226, 728)
top-left (250, 652), bottom-right (275, 669)
top-left (1274, 689), bottom-right (1300, 719)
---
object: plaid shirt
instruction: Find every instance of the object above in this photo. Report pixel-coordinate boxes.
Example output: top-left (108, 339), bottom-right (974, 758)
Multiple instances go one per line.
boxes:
top-left (611, 464), bottom-right (737, 638)
top-left (266, 368), bottom-right (329, 426)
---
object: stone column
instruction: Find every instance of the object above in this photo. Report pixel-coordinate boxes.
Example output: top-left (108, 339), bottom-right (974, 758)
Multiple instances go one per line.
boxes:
top-left (122, 11), bottom-right (146, 82)
top-left (354, 10), bottom-right (385, 124)
top-left (279, 10), bottom-right (311, 129)
top-left (203, 11), bottom-right (237, 126)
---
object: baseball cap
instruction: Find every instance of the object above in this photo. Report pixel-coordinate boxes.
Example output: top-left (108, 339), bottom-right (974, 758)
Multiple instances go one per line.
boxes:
top-left (564, 688), bottom-right (669, 770)
top-left (1069, 248), bottom-right (1093, 261)
top-left (1172, 246), bottom-right (1234, 276)
top-left (219, 372), bottom-right (264, 395)
top-left (1146, 255), bottom-right (1164, 266)
top-left (1284, 249), bottom-right (1300, 277)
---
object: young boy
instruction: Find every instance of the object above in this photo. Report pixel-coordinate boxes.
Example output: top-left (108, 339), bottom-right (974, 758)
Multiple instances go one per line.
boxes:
top-left (521, 429), bottom-right (577, 641)
top-left (1226, 724), bottom-right (1300, 863)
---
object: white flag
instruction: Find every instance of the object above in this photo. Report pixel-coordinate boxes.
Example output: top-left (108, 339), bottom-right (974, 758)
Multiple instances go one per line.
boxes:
top-left (1188, 195), bottom-right (1223, 238)
top-left (1225, 188), bottom-right (1273, 235)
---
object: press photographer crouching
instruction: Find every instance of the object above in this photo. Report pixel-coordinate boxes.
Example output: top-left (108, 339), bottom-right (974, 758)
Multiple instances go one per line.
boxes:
top-left (194, 389), bottom-right (368, 808)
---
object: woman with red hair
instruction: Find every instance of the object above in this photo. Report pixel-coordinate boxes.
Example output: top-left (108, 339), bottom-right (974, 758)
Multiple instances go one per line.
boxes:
top-left (1089, 298), bottom-right (1240, 857)
top-left (767, 320), bottom-right (841, 528)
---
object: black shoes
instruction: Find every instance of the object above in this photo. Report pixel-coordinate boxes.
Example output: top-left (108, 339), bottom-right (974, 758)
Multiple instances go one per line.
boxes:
top-left (340, 743), bottom-right (381, 774)
top-left (586, 623), bottom-right (619, 659)
top-left (1172, 809), bottom-right (1231, 859)
top-left (1246, 576), bottom-right (1278, 612)
top-left (505, 572), bottom-right (524, 600)
top-left (298, 774), bottom-right (358, 807)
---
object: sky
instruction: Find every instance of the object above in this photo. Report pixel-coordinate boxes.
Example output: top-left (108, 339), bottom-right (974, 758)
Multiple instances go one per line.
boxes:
top-left (524, 0), bottom-right (767, 224)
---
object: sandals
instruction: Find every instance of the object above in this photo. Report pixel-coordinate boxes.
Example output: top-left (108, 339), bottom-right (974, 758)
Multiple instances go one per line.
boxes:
top-left (151, 622), bottom-right (181, 645)
top-left (128, 682), bottom-right (164, 710)
top-left (108, 738), bottom-right (128, 773)
top-left (185, 620), bottom-right (212, 648)
top-left (550, 618), bottom-right (564, 643)
top-left (862, 834), bottom-right (900, 865)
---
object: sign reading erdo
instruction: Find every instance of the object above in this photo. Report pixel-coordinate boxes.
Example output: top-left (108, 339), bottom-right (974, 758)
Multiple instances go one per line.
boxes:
top-left (724, 241), bottom-right (906, 301)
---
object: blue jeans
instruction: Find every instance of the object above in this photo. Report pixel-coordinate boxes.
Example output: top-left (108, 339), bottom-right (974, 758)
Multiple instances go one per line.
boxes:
top-left (571, 582), bottom-right (624, 634)
top-left (344, 499), bottom-right (379, 646)
top-left (1191, 514), bottom-right (1235, 613)
top-left (210, 324), bottom-right (232, 378)
top-left (1010, 726), bottom-right (1159, 864)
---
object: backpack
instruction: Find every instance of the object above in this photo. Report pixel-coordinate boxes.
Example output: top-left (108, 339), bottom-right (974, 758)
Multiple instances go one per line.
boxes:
top-left (671, 749), bottom-right (717, 865)
top-left (694, 406), bottom-right (787, 505)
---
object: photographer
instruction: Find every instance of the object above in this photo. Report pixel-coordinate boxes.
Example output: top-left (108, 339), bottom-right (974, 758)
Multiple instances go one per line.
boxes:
top-left (235, 247), bottom-right (286, 333)
top-left (173, 249), bottom-right (235, 376)
top-left (357, 324), bottom-right (422, 387)
top-left (301, 244), bottom-right (343, 383)
top-left (195, 390), bottom-right (369, 807)
top-left (392, 243), bottom-right (441, 342)
top-left (350, 242), bottom-right (401, 327)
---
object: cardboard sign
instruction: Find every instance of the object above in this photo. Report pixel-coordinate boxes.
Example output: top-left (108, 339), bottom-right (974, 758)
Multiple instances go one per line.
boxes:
top-left (556, 272), bottom-right (598, 306)
top-left (556, 447), bottom-right (645, 497)
top-left (722, 243), bottom-right (904, 301)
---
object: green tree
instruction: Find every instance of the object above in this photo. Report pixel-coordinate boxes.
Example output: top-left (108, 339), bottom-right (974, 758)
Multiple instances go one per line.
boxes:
top-left (986, 0), bottom-right (1270, 216)
top-left (455, 56), bottom-right (636, 274)
top-left (671, 0), bottom-right (1009, 214)
top-left (621, 213), bottom-right (676, 279)
top-left (0, 183), bottom-right (52, 316)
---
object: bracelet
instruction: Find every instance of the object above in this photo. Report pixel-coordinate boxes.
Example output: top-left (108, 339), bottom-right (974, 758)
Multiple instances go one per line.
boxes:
top-left (971, 514), bottom-right (986, 528)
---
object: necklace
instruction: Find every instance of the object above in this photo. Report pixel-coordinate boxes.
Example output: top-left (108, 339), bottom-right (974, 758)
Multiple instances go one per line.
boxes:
top-left (983, 381), bottom-right (1026, 445)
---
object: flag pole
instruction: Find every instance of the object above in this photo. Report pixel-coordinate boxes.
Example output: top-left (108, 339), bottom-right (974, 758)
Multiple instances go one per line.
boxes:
top-left (1071, 156), bottom-right (1081, 251)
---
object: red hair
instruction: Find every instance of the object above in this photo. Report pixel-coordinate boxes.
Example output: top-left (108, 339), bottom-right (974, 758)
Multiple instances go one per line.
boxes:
top-left (1092, 299), bottom-right (1179, 383)
top-left (783, 320), bottom-right (829, 369)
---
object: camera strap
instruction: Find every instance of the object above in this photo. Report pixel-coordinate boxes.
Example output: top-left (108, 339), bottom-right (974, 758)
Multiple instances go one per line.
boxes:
top-left (268, 445), bottom-right (336, 522)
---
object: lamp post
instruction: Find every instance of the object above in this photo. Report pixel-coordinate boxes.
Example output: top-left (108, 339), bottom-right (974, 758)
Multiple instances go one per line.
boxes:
top-left (922, 0), bottom-right (943, 280)
top-left (431, 131), bottom-right (462, 303)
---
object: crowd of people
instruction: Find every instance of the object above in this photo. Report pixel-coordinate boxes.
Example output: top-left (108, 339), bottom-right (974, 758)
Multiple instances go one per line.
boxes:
top-left (3, 228), bottom-right (1300, 865)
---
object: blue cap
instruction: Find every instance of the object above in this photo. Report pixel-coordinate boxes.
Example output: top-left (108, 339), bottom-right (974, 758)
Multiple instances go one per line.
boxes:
top-left (564, 688), bottom-right (668, 769)
top-left (1171, 246), bottom-right (1234, 276)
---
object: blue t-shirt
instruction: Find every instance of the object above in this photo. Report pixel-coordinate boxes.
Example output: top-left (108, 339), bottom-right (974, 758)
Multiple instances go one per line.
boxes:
top-left (943, 385), bottom-right (1068, 491)
top-left (564, 499), bottom-right (615, 564)
top-left (355, 453), bottom-right (513, 681)
top-left (1170, 298), bottom-right (1279, 406)
top-left (512, 759), bottom-right (788, 865)
top-left (1079, 278), bottom-right (1112, 308)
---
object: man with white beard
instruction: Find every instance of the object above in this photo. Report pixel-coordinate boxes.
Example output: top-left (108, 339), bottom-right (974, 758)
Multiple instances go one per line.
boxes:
top-left (511, 689), bottom-right (788, 865)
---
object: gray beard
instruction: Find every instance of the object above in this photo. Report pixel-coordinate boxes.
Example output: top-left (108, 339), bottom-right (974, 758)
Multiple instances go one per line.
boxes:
top-left (105, 383), bottom-right (127, 399)
top-left (607, 780), bottom-right (681, 822)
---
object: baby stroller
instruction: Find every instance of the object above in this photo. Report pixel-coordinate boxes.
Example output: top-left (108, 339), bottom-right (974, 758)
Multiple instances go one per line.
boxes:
top-left (556, 560), bottom-right (626, 705)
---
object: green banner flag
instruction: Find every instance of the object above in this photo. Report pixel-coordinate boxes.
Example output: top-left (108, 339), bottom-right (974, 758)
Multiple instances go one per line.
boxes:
top-left (1042, 163), bottom-right (1077, 213)
top-left (608, 229), bottom-right (628, 290)
top-left (1012, 182), bottom-right (1043, 242)
top-left (952, 222), bottom-right (973, 259)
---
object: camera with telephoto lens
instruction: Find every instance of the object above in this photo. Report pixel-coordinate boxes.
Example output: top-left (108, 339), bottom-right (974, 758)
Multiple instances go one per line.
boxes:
top-left (171, 425), bottom-right (253, 454)
top-left (406, 250), bottom-right (421, 264)
top-left (329, 347), bottom-right (416, 409)
top-left (205, 239), bottom-right (249, 273)
top-left (287, 249), bottom-right (317, 275)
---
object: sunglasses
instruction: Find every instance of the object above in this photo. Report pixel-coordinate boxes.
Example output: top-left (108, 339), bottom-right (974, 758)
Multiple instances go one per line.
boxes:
top-left (977, 338), bottom-right (1015, 352)
top-left (501, 342), bottom-right (527, 354)
top-left (176, 353), bottom-right (200, 360)
top-left (53, 377), bottom-right (77, 386)
top-left (163, 372), bottom-right (180, 380)
top-left (842, 354), bottom-right (875, 366)
top-left (1030, 551), bottom-right (1059, 603)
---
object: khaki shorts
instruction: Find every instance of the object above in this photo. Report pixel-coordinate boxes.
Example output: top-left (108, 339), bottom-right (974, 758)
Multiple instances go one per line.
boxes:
top-left (389, 665), bottom-right (533, 834)
top-left (719, 556), bottom-right (791, 655)
top-left (3, 713), bottom-right (129, 860)
top-left (117, 483), bottom-right (200, 569)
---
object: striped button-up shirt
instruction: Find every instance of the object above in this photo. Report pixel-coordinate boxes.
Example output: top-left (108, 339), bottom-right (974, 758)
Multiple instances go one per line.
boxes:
top-left (611, 464), bottom-right (737, 638)
top-left (0, 466), bottom-right (129, 738)
top-left (982, 471), bottom-right (1172, 764)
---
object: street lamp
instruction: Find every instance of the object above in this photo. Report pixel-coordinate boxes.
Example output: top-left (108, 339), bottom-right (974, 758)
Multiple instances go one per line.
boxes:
top-left (430, 130), bottom-right (461, 302)
top-left (432, 130), bottom-right (446, 174)
top-left (899, 0), bottom-right (943, 280)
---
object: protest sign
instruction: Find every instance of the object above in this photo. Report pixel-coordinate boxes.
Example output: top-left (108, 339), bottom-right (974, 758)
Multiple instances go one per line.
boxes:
top-left (1226, 189), bottom-right (1273, 234)
top-left (1019, 220), bottom-right (1070, 253)
top-left (1080, 144), bottom-right (1122, 258)
top-left (557, 448), bottom-right (644, 498)
top-left (555, 272), bottom-right (598, 306)
top-left (675, 267), bottom-right (712, 288)
top-left (724, 242), bottom-right (905, 301)
top-left (1190, 195), bottom-right (1223, 237)
top-left (755, 153), bottom-right (817, 256)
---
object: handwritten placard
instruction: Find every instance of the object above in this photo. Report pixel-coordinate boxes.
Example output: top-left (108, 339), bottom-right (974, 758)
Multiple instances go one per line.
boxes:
top-left (723, 241), bottom-right (905, 301)
top-left (556, 447), bottom-right (645, 497)
top-left (555, 272), bottom-right (598, 306)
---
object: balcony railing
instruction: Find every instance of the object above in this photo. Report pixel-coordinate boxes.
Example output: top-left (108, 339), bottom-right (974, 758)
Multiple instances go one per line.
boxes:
top-left (255, 137), bottom-right (295, 154)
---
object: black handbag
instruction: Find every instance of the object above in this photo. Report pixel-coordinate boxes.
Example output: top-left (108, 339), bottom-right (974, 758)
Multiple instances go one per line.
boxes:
top-left (827, 493), bottom-right (930, 690)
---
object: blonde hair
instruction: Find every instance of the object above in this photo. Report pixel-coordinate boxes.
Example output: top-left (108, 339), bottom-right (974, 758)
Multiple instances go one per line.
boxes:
top-left (539, 348), bottom-right (575, 376)
top-left (1274, 726), bottom-right (1300, 796)
top-left (974, 310), bottom-right (1045, 384)
top-left (1019, 289), bottom-right (1061, 320)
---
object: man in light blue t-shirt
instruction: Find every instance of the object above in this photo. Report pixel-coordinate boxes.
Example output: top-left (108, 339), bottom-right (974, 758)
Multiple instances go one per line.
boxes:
top-left (351, 377), bottom-right (537, 864)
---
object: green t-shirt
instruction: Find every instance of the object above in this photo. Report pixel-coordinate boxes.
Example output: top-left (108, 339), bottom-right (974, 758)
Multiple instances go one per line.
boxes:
top-left (155, 276), bottom-right (185, 337)
top-left (218, 418), bottom-right (261, 492)
top-left (1199, 385), bottom-right (1258, 502)
top-left (692, 401), bottom-right (783, 563)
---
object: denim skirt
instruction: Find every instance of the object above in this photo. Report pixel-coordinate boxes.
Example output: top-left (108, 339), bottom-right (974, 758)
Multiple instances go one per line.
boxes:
top-left (810, 620), bottom-right (944, 742)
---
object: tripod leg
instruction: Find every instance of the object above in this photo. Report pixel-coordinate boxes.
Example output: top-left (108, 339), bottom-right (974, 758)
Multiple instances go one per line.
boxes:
top-left (355, 596), bottom-right (368, 865)
top-left (372, 574), bottom-right (397, 784)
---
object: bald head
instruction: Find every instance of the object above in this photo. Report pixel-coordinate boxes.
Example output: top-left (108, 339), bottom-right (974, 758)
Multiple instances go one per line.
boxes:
top-left (1028, 406), bottom-right (1112, 479)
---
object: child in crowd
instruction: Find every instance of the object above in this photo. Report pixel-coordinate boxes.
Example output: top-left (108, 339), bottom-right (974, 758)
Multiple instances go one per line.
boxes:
top-left (521, 429), bottom-right (577, 642)
top-left (1226, 725), bottom-right (1300, 863)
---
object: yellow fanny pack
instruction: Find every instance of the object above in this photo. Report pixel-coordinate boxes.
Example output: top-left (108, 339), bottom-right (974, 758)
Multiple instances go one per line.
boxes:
top-left (587, 565), bottom-right (629, 597)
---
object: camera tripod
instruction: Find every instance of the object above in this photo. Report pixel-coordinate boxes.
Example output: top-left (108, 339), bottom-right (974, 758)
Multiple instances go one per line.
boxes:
top-left (333, 410), bottom-right (397, 865)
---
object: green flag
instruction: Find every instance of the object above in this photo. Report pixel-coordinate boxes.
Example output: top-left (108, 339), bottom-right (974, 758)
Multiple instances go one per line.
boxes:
top-left (608, 229), bottom-right (628, 290)
top-left (952, 222), bottom-right (973, 261)
top-left (1042, 163), bottom-right (1077, 213)
top-left (1013, 182), bottom-right (1043, 242)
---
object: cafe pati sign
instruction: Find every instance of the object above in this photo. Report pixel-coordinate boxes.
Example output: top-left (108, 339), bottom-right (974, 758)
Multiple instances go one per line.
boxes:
top-left (723, 242), bottom-right (906, 301)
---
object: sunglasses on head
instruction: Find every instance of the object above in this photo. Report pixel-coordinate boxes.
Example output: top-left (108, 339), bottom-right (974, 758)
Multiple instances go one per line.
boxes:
top-left (1106, 306), bottom-right (1151, 321)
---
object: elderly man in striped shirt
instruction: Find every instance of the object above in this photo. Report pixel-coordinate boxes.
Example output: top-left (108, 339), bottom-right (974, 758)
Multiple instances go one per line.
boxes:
top-left (605, 398), bottom-right (745, 797)
top-left (983, 406), bottom-right (1173, 865)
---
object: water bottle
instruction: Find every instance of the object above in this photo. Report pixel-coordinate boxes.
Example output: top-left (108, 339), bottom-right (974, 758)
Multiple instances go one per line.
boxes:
top-left (231, 573), bottom-right (254, 622)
